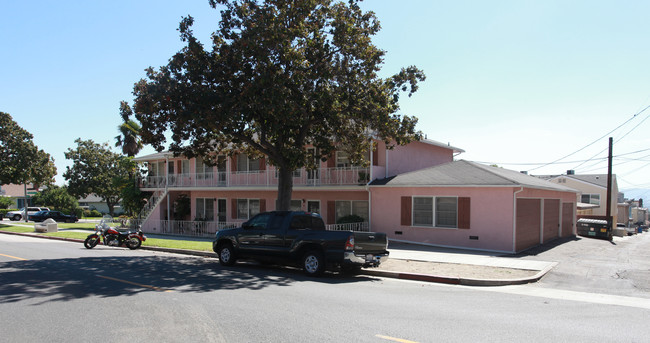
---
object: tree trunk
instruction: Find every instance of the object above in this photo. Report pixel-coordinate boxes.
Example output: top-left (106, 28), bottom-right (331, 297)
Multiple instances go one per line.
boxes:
top-left (106, 200), bottom-right (115, 217)
top-left (276, 166), bottom-right (294, 211)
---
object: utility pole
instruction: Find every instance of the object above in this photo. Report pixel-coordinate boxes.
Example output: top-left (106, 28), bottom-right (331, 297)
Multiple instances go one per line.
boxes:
top-left (606, 137), bottom-right (613, 229)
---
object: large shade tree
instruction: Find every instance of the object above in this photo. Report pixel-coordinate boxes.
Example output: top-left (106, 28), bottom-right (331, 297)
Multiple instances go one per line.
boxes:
top-left (128, 0), bottom-right (425, 210)
top-left (64, 138), bottom-right (136, 216)
top-left (0, 112), bottom-right (56, 219)
top-left (0, 112), bottom-right (57, 187)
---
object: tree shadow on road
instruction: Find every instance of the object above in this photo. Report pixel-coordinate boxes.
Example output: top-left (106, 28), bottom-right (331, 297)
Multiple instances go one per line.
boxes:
top-left (0, 251), bottom-right (375, 305)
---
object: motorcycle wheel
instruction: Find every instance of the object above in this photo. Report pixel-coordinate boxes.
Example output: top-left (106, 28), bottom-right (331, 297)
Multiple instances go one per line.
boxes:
top-left (126, 237), bottom-right (142, 250)
top-left (84, 236), bottom-right (99, 249)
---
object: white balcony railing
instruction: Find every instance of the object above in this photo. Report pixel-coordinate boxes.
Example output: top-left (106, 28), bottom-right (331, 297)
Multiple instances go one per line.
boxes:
top-left (138, 167), bottom-right (370, 189)
top-left (137, 220), bottom-right (370, 237)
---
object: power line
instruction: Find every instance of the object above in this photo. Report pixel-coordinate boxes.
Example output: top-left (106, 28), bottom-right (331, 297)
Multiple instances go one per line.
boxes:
top-left (526, 103), bottom-right (650, 172)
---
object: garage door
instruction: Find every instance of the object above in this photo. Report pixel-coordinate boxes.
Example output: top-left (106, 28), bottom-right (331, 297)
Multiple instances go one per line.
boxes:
top-left (516, 199), bottom-right (541, 252)
top-left (561, 203), bottom-right (574, 237)
top-left (543, 199), bottom-right (560, 243)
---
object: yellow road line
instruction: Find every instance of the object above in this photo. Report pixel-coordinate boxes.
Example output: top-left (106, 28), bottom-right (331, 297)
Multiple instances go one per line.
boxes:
top-left (375, 335), bottom-right (419, 343)
top-left (0, 253), bottom-right (27, 261)
top-left (97, 275), bottom-right (172, 292)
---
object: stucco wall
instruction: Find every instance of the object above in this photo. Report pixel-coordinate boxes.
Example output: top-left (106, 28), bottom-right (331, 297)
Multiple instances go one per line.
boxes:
top-left (385, 141), bottom-right (454, 177)
top-left (370, 186), bottom-right (516, 253)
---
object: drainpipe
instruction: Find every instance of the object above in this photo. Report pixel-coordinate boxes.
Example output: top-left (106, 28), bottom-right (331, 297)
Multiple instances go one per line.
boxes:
top-left (512, 186), bottom-right (524, 253)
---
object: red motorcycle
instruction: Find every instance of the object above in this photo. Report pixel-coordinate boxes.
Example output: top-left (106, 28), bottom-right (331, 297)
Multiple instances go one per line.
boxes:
top-left (84, 215), bottom-right (146, 250)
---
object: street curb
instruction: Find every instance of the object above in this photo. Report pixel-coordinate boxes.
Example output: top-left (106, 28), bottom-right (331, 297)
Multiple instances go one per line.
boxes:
top-left (0, 230), bottom-right (555, 286)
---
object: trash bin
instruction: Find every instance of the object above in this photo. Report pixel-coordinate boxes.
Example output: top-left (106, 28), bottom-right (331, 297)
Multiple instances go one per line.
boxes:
top-left (638, 226), bottom-right (643, 234)
top-left (577, 218), bottom-right (610, 239)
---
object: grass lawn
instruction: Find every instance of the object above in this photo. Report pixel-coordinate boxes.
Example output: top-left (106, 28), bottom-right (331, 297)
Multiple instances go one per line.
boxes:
top-left (0, 224), bottom-right (213, 252)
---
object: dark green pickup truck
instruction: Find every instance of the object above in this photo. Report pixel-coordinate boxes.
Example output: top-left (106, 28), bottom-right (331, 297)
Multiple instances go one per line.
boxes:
top-left (213, 211), bottom-right (389, 276)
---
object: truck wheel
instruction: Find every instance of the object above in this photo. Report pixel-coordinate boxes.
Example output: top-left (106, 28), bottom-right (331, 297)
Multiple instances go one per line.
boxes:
top-left (302, 250), bottom-right (325, 276)
top-left (12, 214), bottom-right (21, 221)
top-left (218, 243), bottom-right (237, 266)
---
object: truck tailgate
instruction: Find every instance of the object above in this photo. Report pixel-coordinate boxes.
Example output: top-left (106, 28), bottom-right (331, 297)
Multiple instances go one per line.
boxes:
top-left (353, 232), bottom-right (388, 253)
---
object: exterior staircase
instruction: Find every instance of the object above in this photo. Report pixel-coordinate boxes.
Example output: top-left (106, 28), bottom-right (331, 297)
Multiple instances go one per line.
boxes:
top-left (137, 189), bottom-right (168, 226)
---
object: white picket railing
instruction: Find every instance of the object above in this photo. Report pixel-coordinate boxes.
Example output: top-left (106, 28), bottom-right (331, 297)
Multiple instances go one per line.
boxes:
top-left (137, 219), bottom-right (370, 237)
top-left (138, 167), bottom-right (370, 189)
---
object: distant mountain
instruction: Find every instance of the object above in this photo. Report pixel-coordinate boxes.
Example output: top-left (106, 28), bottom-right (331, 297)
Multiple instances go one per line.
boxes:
top-left (621, 188), bottom-right (650, 200)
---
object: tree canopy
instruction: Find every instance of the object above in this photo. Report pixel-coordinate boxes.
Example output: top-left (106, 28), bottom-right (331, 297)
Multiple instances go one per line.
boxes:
top-left (63, 138), bottom-right (136, 216)
top-left (127, 0), bottom-right (425, 210)
top-left (0, 112), bottom-right (57, 186)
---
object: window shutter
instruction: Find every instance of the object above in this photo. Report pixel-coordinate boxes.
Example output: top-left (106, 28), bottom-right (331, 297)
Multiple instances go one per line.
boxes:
top-left (231, 155), bottom-right (237, 172)
top-left (259, 157), bottom-right (266, 171)
top-left (260, 199), bottom-right (266, 212)
top-left (231, 198), bottom-right (237, 219)
top-left (327, 154), bottom-right (335, 168)
top-left (401, 196), bottom-right (412, 226)
top-left (327, 201), bottom-right (336, 224)
top-left (372, 147), bottom-right (379, 166)
top-left (458, 197), bottom-right (471, 229)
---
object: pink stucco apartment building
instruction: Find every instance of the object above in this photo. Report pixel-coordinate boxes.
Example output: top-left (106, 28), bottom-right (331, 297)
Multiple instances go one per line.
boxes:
top-left (134, 138), bottom-right (578, 253)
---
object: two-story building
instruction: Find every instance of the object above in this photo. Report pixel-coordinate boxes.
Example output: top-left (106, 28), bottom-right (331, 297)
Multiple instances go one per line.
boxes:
top-left (134, 138), bottom-right (578, 253)
top-left (547, 172), bottom-right (619, 225)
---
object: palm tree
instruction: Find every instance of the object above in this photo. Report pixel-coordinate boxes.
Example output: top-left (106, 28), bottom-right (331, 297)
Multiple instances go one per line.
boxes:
top-left (115, 101), bottom-right (143, 157)
top-left (115, 119), bottom-right (143, 157)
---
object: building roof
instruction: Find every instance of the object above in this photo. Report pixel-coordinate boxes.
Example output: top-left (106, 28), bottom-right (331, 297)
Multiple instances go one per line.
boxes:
top-left (370, 160), bottom-right (578, 192)
top-left (419, 138), bottom-right (464, 154)
top-left (132, 151), bottom-right (174, 162)
top-left (132, 137), bottom-right (466, 162)
top-left (563, 174), bottom-right (611, 188)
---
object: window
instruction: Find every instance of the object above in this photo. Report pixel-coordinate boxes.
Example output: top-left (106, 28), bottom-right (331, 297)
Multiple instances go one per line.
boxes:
top-left (335, 200), bottom-right (369, 222)
top-left (436, 197), bottom-right (458, 228)
top-left (247, 212), bottom-right (272, 229)
top-left (413, 197), bottom-right (433, 226)
top-left (276, 199), bottom-right (302, 211)
top-left (196, 157), bottom-right (214, 179)
top-left (336, 151), bottom-right (351, 168)
top-left (290, 215), bottom-right (325, 230)
top-left (195, 198), bottom-right (215, 221)
top-left (335, 150), bottom-right (370, 168)
top-left (412, 196), bottom-right (458, 228)
top-left (237, 199), bottom-right (260, 220)
top-left (237, 154), bottom-right (260, 172)
top-left (581, 194), bottom-right (600, 206)
top-left (181, 160), bottom-right (190, 175)
top-left (307, 200), bottom-right (320, 214)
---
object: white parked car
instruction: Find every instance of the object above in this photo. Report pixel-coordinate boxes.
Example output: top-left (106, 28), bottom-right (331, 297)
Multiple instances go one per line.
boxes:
top-left (6, 207), bottom-right (50, 221)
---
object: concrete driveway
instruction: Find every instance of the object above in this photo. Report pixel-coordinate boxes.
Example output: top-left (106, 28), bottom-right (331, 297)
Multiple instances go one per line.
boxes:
top-left (515, 231), bottom-right (650, 299)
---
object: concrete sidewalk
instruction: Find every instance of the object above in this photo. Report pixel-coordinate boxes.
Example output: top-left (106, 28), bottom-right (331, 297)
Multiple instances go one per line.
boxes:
top-left (0, 227), bottom-right (556, 286)
top-left (364, 242), bottom-right (557, 286)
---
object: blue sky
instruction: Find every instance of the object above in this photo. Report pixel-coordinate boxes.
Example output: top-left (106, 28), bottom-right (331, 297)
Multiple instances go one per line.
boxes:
top-left (2, 0), bottom-right (649, 197)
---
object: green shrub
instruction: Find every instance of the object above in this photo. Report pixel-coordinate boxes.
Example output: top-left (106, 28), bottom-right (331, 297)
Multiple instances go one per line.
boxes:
top-left (337, 214), bottom-right (365, 224)
top-left (83, 209), bottom-right (102, 218)
top-left (0, 209), bottom-right (11, 218)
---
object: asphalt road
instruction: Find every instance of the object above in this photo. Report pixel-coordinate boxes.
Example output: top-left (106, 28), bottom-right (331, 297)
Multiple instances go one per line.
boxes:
top-left (518, 231), bottom-right (650, 299)
top-left (1, 234), bottom-right (649, 343)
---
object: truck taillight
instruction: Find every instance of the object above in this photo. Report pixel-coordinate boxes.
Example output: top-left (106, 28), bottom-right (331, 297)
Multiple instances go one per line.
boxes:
top-left (345, 235), bottom-right (354, 251)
